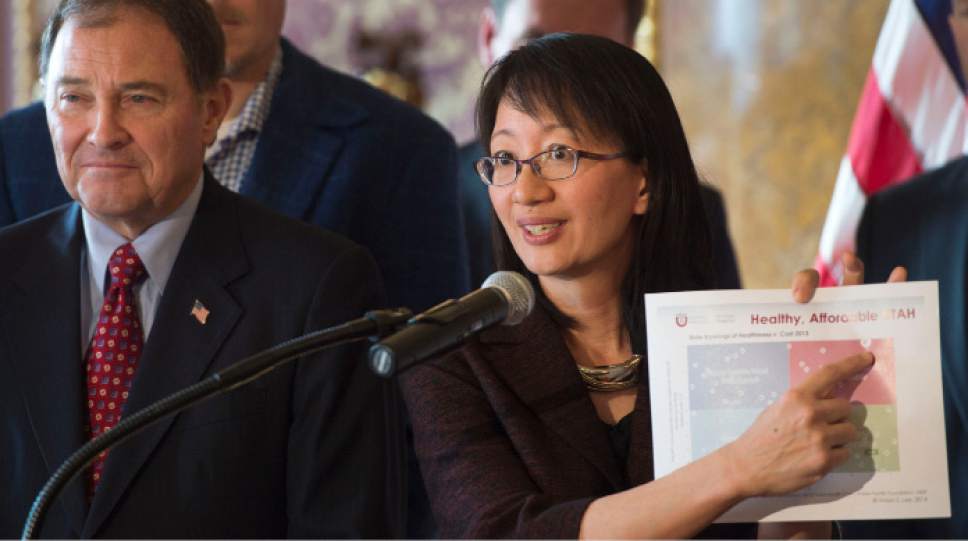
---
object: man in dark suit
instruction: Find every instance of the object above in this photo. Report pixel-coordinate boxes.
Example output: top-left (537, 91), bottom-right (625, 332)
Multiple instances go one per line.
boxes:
top-left (838, 2), bottom-right (968, 537)
top-left (0, 0), bottom-right (469, 314)
top-left (0, 1), bottom-right (399, 537)
top-left (202, 4), bottom-right (466, 535)
top-left (460, 0), bottom-right (741, 288)
top-left (837, 157), bottom-right (968, 538)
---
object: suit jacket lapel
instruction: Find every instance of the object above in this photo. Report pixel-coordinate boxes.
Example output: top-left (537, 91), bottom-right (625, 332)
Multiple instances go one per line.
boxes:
top-left (240, 39), bottom-right (367, 221)
top-left (478, 306), bottom-right (624, 490)
top-left (83, 179), bottom-right (247, 536)
top-left (1, 205), bottom-right (88, 535)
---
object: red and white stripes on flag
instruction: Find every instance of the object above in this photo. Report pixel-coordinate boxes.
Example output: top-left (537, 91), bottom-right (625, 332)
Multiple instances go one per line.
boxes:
top-left (815, 0), bottom-right (968, 286)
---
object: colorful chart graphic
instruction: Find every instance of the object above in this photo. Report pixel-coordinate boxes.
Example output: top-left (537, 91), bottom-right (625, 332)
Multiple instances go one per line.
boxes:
top-left (687, 339), bottom-right (898, 472)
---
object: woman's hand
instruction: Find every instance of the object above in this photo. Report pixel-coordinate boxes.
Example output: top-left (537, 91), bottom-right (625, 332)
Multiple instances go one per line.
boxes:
top-left (580, 350), bottom-right (872, 538)
top-left (719, 351), bottom-right (874, 498)
top-left (791, 251), bottom-right (907, 303)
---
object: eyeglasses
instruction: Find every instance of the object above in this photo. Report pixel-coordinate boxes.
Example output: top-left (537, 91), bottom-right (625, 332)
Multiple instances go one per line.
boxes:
top-left (475, 146), bottom-right (628, 186)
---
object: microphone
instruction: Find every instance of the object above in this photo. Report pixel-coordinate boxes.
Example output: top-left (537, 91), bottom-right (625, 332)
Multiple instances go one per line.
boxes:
top-left (369, 271), bottom-right (535, 377)
top-left (21, 307), bottom-right (413, 539)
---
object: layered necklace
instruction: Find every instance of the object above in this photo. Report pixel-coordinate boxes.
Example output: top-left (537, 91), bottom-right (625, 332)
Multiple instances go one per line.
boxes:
top-left (577, 354), bottom-right (642, 392)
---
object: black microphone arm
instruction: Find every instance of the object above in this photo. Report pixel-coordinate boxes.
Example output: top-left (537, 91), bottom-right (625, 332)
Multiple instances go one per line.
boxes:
top-left (369, 271), bottom-right (535, 377)
top-left (21, 308), bottom-right (412, 540)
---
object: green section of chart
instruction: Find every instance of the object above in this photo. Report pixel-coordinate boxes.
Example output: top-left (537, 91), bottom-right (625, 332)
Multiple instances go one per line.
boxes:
top-left (835, 404), bottom-right (899, 473)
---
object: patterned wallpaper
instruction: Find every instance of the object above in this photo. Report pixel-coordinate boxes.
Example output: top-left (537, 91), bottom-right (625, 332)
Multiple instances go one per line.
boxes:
top-left (283, 0), bottom-right (488, 145)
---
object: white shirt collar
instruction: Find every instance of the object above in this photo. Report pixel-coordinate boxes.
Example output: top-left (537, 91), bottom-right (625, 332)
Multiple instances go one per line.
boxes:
top-left (81, 173), bottom-right (204, 296)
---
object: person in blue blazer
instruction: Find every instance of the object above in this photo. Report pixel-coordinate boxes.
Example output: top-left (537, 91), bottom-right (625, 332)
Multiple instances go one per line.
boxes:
top-left (838, 155), bottom-right (968, 539)
top-left (0, 1), bottom-right (401, 537)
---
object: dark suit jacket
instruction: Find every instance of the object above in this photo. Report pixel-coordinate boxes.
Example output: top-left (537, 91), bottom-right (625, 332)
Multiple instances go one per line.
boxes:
top-left (0, 39), bottom-right (469, 313)
top-left (457, 141), bottom-right (742, 288)
top-left (400, 303), bottom-right (754, 538)
top-left (0, 177), bottom-right (402, 538)
top-left (841, 156), bottom-right (968, 539)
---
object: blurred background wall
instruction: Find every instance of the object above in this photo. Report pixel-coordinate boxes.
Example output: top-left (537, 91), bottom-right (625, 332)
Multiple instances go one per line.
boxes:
top-left (0, 0), bottom-right (889, 288)
top-left (0, 2), bottom-right (10, 111)
top-left (283, 0), bottom-right (488, 145)
top-left (659, 0), bottom-right (889, 287)
top-left (0, 0), bottom-right (49, 112)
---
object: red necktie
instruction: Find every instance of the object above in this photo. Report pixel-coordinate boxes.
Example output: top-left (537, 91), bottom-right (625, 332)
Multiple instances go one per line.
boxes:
top-left (85, 243), bottom-right (146, 496)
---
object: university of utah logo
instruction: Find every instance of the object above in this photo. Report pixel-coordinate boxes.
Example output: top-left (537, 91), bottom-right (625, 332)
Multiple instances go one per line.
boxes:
top-left (675, 313), bottom-right (688, 328)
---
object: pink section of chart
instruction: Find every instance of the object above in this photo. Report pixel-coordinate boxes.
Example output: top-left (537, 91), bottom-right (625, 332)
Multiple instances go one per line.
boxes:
top-left (788, 339), bottom-right (896, 404)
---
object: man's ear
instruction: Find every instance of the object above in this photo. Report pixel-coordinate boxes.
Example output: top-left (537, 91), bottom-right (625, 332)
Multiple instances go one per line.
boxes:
top-left (633, 169), bottom-right (649, 215)
top-left (478, 7), bottom-right (498, 67)
top-left (202, 79), bottom-right (232, 147)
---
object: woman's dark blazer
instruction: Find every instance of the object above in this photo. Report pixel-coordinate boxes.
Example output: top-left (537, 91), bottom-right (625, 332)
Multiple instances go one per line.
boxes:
top-left (401, 303), bottom-right (754, 538)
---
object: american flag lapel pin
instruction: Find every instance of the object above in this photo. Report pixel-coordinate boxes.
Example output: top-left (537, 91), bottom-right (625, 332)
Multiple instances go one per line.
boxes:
top-left (191, 299), bottom-right (210, 325)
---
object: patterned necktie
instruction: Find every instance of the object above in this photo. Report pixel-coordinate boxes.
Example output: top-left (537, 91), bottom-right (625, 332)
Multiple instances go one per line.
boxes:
top-left (85, 243), bottom-right (147, 496)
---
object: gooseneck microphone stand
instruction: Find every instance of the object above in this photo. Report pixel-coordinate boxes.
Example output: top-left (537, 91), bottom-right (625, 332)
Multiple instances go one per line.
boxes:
top-left (21, 308), bottom-right (413, 540)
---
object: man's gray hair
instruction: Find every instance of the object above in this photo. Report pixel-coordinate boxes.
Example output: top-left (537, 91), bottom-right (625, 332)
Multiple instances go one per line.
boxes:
top-left (39, 0), bottom-right (225, 92)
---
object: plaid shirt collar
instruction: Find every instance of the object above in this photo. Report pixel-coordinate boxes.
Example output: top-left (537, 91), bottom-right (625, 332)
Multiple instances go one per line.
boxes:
top-left (219, 45), bottom-right (284, 143)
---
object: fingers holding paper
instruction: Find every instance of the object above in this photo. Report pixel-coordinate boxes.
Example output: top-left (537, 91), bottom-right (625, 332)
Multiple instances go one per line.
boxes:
top-left (790, 268), bottom-right (820, 304)
top-left (791, 252), bottom-right (908, 304)
top-left (720, 352), bottom-right (874, 498)
top-left (886, 264), bottom-right (908, 284)
top-left (841, 251), bottom-right (865, 286)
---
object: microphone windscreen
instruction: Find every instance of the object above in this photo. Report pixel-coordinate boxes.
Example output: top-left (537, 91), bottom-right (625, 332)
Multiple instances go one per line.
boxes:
top-left (482, 271), bottom-right (535, 325)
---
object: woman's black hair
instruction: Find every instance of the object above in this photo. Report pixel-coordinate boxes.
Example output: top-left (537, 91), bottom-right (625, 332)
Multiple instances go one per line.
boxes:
top-left (476, 32), bottom-right (715, 354)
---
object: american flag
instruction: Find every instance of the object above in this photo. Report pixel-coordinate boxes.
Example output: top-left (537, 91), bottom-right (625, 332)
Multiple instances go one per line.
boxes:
top-left (191, 299), bottom-right (210, 325)
top-left (815, 0), bottom-right (968, 285)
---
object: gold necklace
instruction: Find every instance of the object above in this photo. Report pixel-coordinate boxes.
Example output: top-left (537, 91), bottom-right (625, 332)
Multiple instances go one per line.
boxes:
top-left (577, 354), bottom-right (641, 392)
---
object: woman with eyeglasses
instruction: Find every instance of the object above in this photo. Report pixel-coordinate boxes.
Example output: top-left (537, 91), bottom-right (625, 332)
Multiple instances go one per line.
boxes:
top-left (400, 33), bottom-right (874, 539)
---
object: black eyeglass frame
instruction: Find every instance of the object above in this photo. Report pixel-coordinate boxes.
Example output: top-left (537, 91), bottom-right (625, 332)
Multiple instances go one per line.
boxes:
top-left (474, 146), bottom-right (628, 186)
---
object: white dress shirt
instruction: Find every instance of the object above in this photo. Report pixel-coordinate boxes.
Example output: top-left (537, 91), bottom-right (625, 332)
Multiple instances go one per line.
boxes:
top-left (79, 175), bottom-right (204, 352)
